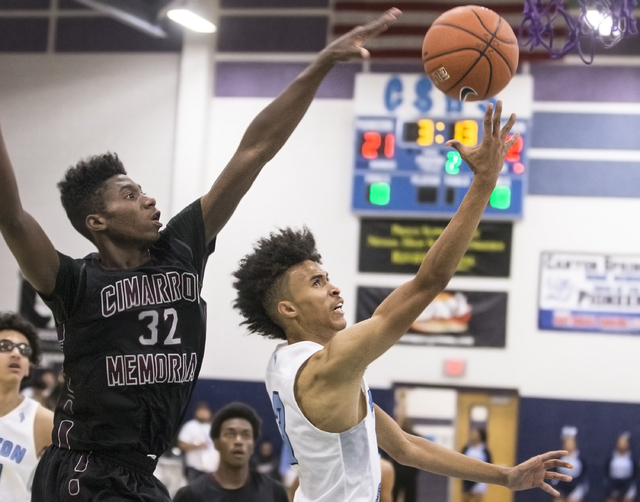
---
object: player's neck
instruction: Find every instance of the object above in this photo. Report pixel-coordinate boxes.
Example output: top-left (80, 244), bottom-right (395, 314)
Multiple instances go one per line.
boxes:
top-left (213, 463), bottom-right (250, 490)
top-left (0, 384), bottom-right (24, 417)
top-left (95, 242), bottom-right (151, 270)
top-left (285, 326), bottom-right (337, 346)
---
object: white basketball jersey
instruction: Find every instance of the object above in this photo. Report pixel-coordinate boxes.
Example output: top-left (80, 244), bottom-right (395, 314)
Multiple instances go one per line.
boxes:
top-left (0, 397), bottom-right (40, 502)
top-left (265, 341), bottom-right (381, 502)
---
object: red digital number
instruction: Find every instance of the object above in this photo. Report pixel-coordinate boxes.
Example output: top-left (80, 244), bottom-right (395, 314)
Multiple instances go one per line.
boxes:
top-left (506, 135), bottom-right (524, 163)
top-left (362, 132), bottom-right (381, 159)
top-left (361, 132), bottom-right (395, 160)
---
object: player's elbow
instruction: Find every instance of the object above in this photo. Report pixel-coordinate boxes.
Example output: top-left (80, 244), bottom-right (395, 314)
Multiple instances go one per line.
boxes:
top-left (385, 434), bottom-right (415, 467)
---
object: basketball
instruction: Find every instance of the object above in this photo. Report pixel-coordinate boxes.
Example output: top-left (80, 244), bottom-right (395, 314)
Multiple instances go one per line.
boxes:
top-left (422, 6), bottom-right (519, 102)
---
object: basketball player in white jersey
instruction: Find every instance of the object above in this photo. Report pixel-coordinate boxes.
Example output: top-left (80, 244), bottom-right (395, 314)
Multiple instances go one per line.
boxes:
top-left (0, 312), bottom-right (54, 502)
top-left (233, 102), bottom-right (573, 502)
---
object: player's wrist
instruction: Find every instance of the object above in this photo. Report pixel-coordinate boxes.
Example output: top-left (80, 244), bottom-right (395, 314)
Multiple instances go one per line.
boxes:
top-left (471, 172), bottom-right (499, 190)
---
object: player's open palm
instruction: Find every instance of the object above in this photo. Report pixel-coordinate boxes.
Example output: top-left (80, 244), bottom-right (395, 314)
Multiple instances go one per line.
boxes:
top-left (446, 100), bottom-right (519, 180)
top-left (321, 8), bottom-right (401, 62)
top-left (505, 450), bottom-right (573, 496)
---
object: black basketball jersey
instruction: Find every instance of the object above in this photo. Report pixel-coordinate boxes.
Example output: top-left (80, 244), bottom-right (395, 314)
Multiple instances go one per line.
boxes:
top-left (40, 199), bottom-right (215, 457)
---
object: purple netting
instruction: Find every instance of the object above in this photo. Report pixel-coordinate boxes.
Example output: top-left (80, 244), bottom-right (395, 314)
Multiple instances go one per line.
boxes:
top-left (519, 0), bottom-right (638, 63)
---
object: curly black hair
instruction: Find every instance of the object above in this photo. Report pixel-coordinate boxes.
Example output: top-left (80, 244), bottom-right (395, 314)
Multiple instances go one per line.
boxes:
top-left (233, 227), bottom-right (322, 340)
top-left (210, 402), bottom-right (262, 441)
top-left (0, 312), bottom-right (41, 365)
top-left (57, 153), bottom-right (127, 242)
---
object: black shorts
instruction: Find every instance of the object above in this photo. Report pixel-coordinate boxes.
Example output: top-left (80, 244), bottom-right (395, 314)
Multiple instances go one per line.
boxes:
top-left (32, 445), bottom-right (171, 502)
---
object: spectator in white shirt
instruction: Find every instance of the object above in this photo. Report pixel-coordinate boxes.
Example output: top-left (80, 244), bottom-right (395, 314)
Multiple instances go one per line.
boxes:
top-left (178, 402), bottom-right (219, 482)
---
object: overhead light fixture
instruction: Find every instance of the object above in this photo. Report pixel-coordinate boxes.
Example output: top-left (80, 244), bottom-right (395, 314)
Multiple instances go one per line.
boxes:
top-left (167, 8), bottom-right (216, 33)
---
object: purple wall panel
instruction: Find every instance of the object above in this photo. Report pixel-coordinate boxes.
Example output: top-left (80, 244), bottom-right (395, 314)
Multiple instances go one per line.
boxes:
top-left (532, 64), bottom-right (640, 102)
top-left (222, 0), bottom-right (328, 6)
top-left (217, 16), bottom-right (327, 53)
top-left (0, 18), bottom-right (48, 52)
top-left (215, 62), bottom-right (361, 99)
top-left (529, 160), bottom-right (640, 197)
top-left (56, 17), bottom-right (182, 52)
top-left (0, 0), bottom-right (49, 8)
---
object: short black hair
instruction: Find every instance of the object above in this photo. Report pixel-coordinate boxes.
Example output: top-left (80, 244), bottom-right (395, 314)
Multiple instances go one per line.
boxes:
top-left (0, 312), bottom-right (41, 365)
top-left (210, 402), bottom-right (262, 441)
top-left (57, 153), bottom-right (127, 241)
top-left (233, 227), bottom-right (322, 340)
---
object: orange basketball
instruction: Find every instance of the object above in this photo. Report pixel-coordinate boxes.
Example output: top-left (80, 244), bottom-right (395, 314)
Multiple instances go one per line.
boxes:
top-left (422, 6), bottom-right (519, 102)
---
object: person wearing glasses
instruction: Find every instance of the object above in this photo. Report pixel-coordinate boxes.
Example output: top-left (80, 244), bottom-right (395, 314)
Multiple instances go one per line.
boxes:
top-left (0, 312), bottom-right (53, 502)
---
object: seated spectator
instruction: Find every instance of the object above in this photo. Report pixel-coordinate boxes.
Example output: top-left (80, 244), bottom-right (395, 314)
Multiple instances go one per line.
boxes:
top-left (252, 440), bottom-right (281, 481)
top-left (605, 433), bottom-right (637, 502)
top-left (174, 402), bottom-right (287, 502)
top-left (553, 435), bottom-right (588, 502)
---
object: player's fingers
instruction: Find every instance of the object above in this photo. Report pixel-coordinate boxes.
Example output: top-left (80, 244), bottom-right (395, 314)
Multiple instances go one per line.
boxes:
top-left (445, 139), bottom-right (468, 155)
top-left (357, 8), bottom-right (401, 40)
top-left (492, 100), bottom-right (503, 136)
top-left (500, 112), bottom-right (517, 140)
top-left (482, 103), bottom-right (494, 137)
top-left (504, 132), bottom-right (520, 151)
top-left (544, 459), bottom-right (572, 470)
top-left (544, 472), bottom-right (572, 482)
top-left (539, 482), bottom-right (560, 497)
top-left (539, 450), bottom-right (568, 461)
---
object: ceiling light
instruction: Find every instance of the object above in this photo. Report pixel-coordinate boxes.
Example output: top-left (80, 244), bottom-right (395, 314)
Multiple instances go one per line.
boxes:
top-left (167, 8), bottom-right (216, 33)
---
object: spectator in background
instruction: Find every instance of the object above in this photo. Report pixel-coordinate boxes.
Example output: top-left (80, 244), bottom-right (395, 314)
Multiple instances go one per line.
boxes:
top-left (0, 312), bottom-right (54, 502)
top-left (392, 419), bottom-right (419, 502)
top-left (252, 440), bottom-right (281, 481)
top-left (178, 402), bottom-right (219, 482)
top-left (173, 402), bottom-right (288, 502)
top-left (605, 433), bottom-right (637, 502)
top-left (553, 435), bottom-right (588, 502)
top-left (461, 428), bottom-right (493, 502)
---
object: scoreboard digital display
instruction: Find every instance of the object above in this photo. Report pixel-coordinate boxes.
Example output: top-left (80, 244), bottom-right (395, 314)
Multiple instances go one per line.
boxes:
top-left (351, 74), bottom-right (533, 219)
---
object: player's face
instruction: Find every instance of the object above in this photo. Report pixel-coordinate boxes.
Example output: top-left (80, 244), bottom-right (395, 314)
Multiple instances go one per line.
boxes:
top-left (286, 260), bottom-right (347, 335)
top-left (97, 175), bottom-right (162, 245)
top-left (214, 418), bottom-right (254, 468)
top-left (0, 330), bottom-right (31, 383)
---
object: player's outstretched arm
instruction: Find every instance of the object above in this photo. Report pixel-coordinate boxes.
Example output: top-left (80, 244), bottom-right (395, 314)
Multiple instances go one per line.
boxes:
top-left (0, 125), bottom-right (59, 295)
top-left (319, 102), bottom-right (520, 378)
top-left (375, 406), bottom-right (572, 496)
top-left (199, 8), bottom-right (401, 243)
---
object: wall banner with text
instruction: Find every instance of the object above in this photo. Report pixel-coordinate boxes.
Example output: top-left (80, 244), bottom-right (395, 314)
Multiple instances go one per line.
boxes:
top-left (359, 218), bottom-right (512, 277)
top-left (356, 287), bottom-right (507, 347)
top-left (539, 252), bottom-right (640, 334)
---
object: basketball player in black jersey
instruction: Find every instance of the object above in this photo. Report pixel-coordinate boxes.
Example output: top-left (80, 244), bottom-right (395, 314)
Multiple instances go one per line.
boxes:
top-left (0, 8), bottom-right (400, 501)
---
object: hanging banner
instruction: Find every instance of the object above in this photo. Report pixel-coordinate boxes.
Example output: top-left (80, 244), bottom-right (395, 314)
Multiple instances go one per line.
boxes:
top-left (359, 218), bottom-right (512, 277)
top-left (539, 252), bottom-right (640, 334)
top-left (356, 287), bottom-right (507, 347)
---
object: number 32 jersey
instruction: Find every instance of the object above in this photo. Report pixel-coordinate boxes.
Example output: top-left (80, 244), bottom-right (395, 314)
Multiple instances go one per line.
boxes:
top-left (40, 200), bottom-right (215, 457)
top-left (265, 341), bottom-right (381, 502)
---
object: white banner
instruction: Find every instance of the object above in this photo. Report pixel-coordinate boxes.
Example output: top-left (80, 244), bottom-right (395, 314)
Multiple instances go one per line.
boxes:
top-left (539, 252), bottom-right (640, 333)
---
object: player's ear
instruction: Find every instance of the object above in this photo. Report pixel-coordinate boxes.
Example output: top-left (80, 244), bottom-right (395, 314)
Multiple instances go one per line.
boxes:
top-left (86, 214), bottom-right (106, 233)
top-left (277, 300), bottom-right (297, 320)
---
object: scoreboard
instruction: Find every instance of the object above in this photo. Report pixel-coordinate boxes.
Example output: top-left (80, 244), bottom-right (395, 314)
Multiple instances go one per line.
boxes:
top-left (351, 74), bottom-right (534, 219)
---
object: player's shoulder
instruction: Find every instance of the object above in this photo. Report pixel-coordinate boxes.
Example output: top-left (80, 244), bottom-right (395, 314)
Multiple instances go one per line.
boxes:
top-left (251, 471), bottom-right (287, 495)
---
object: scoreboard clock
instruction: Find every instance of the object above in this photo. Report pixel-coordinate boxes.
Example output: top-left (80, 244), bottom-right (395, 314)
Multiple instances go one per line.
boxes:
top-left (352, 74), bottom-right (533, 219)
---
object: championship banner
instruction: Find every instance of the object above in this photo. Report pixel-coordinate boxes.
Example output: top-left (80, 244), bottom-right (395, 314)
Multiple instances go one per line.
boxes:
top-left (539, 252), bottom-right (640, 334)
top-left (356, 287), bottom-right (507, 347)
top-left (359, 218), bottom-right (512, 277)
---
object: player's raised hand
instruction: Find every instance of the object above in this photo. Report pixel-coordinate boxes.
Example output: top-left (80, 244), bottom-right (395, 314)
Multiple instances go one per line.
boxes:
top-left (320, 8), bottom-right (401, 63)
top-left (504, 450), bottom-right (573, 496)
top-left (446, 100), bottom-right (519, 180)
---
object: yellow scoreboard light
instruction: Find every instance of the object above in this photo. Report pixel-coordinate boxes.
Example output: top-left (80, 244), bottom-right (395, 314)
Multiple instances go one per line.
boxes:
top-left (402, 119), bottom-right (479, 147)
